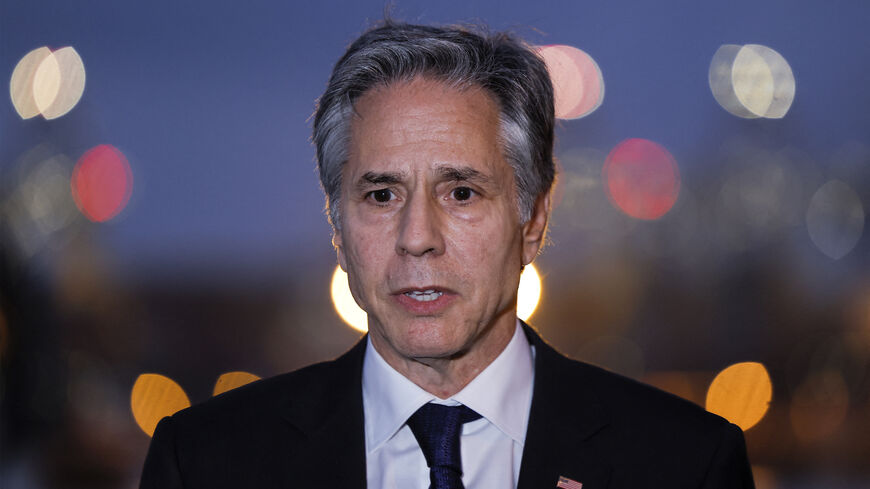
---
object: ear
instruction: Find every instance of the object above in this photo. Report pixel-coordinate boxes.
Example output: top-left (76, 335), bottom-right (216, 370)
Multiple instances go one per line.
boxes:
top-left (333, 231), bottom-right (348, 272)
top-left (521, 192), bottom-right (551, 266)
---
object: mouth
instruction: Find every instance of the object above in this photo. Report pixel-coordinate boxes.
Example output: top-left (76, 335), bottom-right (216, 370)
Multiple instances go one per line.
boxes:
top-left (402, 289), bottom-right (444, 302)
top-left (393, 286), bottom-right (455, 314)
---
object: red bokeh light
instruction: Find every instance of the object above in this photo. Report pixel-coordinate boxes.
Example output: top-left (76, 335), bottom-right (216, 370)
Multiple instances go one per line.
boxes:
top-left (603, 138), bottom-right (680, 220)
top-left (71, 144), bottom-right (133, 222)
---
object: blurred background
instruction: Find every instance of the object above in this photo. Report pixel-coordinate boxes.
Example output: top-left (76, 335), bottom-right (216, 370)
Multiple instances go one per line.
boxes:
top-left (1, 0), bottom-right (869, 487)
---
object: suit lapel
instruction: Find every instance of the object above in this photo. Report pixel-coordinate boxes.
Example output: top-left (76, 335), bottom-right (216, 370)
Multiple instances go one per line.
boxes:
top-left (518, 323), bottom-right (612, 489)
top-left (268, 325), bottom-right (613, 488)
top-left (277, 336), bottom-right (369, 488)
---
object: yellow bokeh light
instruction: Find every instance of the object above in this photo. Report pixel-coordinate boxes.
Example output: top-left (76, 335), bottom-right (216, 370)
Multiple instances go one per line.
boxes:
top-left (517, 263), bottom-right (542, 321)
top-left (705, 362), bottom-right (772, 431)
top-left (33, 46), bottom-right (86, 120)
top-left (130, 373), bottom-right (191, 437)
top-left (330, 263), bottom-right (543, 333)
top-left (10, 46), bottom-right (52, 119)
top-left (213, 371), bottom-right (261, 396)
top-left (331, 266), bottom-right (368, 332)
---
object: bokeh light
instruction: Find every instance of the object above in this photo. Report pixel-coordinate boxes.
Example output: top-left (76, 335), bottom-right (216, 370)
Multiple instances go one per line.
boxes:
top-left (331, 266), bottom-right (368, 332)
top-left (789, 369), bottom-right (849, 443)
top-left (517, 263), bottom-right (542, 321)
top-left (705, 362), bottom-right (772, 431)
top-left (709, 44), bottom-right (795, 119)
top-left (34, 47), bottom-right (86, 119)
top-left (213, 371), bottom-right (261, 396)
top-left (5, 145), bottom-right (78, 258)
top-left (10, 46), bottom-right (52, 119)
top-left (536, 44), bottom-right (604, 119)
top-left (551, 148), bottom-right (637, 249)
top-left (710, 147), bottom-right (811, 252)
top-left (10, 46), bottom-right (85, 120)
top-left (603, 138), bottom-right (680, 220)
top-left (806, 180), bottom-right (864, 259)
top-left (330, 263), bottom-right (543, 333)
top-left (130, 374), bottom-right (191, 437)
top-left (71, 144), bottom-right (134, 222)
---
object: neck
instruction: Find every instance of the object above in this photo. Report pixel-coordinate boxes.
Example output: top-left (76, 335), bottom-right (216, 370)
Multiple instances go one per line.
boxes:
top-left (371, 317), bottom-right (516, 399)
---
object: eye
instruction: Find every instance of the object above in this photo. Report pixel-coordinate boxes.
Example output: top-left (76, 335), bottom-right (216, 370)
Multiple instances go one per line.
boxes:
top-left (368, 188), bottom-right (394, 203)
top-left (451, 186), bottom-right (475, 201)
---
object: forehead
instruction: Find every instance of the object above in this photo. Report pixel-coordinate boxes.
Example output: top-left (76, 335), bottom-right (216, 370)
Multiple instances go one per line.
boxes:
top-left (347, 78), bottom-right (505, 175)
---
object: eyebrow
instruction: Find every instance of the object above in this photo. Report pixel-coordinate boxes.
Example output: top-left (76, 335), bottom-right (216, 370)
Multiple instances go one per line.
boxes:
top-left (436, 166), bottom-right (493, 185)
top-left (352, 166), bottom-right (493, 191)
top-left (354, 171), bottom-right (405, 190)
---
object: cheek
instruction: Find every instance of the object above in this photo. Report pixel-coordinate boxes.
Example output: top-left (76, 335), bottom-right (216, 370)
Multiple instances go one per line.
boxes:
top-left (448, 216), bottom-right (521, 284)
top-left (343, 232), bottom-right (389, 296)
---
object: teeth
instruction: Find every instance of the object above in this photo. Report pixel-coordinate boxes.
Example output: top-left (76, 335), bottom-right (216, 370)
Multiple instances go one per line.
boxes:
top-left (404, 290), bottom-right (443, 302)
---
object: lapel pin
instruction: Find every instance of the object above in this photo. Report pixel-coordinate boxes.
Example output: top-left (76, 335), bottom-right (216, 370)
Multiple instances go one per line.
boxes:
top-left (556, 475), bottom-right (583, 489)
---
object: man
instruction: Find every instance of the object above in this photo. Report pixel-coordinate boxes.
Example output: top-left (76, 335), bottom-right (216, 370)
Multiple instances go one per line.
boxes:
top-left (140, 22), bottom-right (755, 488)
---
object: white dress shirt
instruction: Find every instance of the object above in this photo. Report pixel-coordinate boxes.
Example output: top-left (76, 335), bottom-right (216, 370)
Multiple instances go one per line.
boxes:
top-left (362, 320), bottom-right (535, 489)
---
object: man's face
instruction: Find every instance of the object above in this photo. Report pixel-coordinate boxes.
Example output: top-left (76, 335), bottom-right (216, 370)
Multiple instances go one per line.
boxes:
top-left (334, 77), bottom-right (548, 366)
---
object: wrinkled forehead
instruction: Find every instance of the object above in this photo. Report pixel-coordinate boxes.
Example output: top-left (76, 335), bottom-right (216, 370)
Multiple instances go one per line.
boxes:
top-left (344, 78), bottom-right (509, 185)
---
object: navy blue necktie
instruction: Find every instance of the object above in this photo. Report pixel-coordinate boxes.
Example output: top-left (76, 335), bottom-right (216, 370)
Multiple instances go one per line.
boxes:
top-left (407, 403), bottom-right (482, 489)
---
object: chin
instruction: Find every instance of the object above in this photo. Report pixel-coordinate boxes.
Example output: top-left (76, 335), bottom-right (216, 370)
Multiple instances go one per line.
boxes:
top-left (389, 320), bottom-right (469, 359)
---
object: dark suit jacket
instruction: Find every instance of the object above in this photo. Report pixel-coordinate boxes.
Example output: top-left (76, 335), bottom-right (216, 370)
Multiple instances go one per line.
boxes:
top-left (140, 324), bottom-right (755, 488)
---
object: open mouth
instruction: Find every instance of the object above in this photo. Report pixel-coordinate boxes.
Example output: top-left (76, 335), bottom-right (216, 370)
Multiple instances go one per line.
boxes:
top-left (403, 289), bottom-right (443, 302)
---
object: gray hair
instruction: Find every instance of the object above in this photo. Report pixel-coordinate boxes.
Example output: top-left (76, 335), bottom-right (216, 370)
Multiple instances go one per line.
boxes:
top-left (312, 21), bottom-right (555, 229)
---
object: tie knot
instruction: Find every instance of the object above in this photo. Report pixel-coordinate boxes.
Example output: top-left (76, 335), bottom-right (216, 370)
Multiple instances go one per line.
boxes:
top-left (406, 403), bottom-right (481, 488)
top-left (411, 403), bottom-right (482, 427)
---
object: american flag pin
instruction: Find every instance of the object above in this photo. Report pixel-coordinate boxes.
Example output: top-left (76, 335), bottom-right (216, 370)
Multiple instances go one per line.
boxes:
top-left (556, 475), bottom-right (583, 489)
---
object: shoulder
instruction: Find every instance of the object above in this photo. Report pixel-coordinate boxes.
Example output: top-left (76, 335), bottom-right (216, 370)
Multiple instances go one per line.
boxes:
top-left (538, 344), bottom-right (752, 484)
top-left (566, 356), bottom-right (727, 434)
top-left (580, 359), bottom-right (728, 432)
top-left (141, 342), bottom-right (368, 488)
top-left (168, 338), bottom-right (365, 433)
top-left (529, 328), bottom-right (730, 440)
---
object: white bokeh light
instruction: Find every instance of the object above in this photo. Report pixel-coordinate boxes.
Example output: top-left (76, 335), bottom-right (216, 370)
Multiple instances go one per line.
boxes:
top-left (33, 46), bottom-right (86, 120)
top-left (709, 44), bottom-right (794, 119)
top-left (806, 180), bottom-right (864, 259)
top-left (10, 47), bottom-right (52, 119)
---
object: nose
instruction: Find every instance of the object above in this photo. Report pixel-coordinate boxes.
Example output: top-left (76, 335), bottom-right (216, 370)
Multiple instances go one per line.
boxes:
top-left (395, 192), bottom-right (445, 257)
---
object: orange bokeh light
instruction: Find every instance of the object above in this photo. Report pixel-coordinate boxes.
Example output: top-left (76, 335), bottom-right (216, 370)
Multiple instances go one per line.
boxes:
top-left (130, 374), bottom-right (191, 437)
top-left (213, 371), bottom-right (261, 396)
top-left (603, 138), bottom-right (680, 220)
top-left (71, 144), bottom-right (133, 222)
top-left (706, 362), bottom-right (772, 431)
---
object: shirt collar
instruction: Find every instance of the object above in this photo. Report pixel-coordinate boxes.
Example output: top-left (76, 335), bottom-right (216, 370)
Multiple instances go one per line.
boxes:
top-left (362, 320), bottom-right (534, 453)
